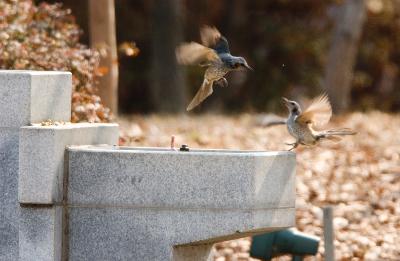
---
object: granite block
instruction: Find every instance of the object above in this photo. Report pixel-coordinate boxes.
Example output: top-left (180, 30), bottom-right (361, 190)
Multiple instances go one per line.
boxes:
top-left (0, 128), bottom-right (20, 260)
top-left (66, 146), bottom-right (295, 260)
top-left (19, 206), bottom-right (62, 261)
top-left (66, 147), bottom-right (296, 209)
top-left (18, 123), bottom-right (119, 205)
top-left (68, 206), bottom-right (295, 260)
top-left (0, 70), bottom-right (72, 127)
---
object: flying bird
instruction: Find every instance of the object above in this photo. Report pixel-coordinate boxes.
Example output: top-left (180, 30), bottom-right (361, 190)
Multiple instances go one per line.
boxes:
top-left (176, 26), bottom-right (252, 111)
top-left (282, 94), bottom-right (356, 150)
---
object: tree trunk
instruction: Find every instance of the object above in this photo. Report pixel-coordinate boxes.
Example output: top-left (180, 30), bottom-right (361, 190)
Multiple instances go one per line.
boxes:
top-left (88, 0), bottom-right (119, 115)
top-left (150, 0), bottom-right (186, 113)
top-left (323, 0), bottom-right (366, 113)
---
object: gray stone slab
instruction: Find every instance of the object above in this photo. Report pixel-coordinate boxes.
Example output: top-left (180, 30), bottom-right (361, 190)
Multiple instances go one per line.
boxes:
top-left (0, 127), bottom-right (20, 260)
top-left (18, 123), bottom-right (119, 205)
top-left (66, 147), bottom-right (296, 209)
top-left (0, 70), bottom-right (72, 127)
top-left (66, 146), bottom-right (295, 260)
top-left (19, 206), bottom-right (62, 261)
top-left (68, 206), bottom-right (295, 261)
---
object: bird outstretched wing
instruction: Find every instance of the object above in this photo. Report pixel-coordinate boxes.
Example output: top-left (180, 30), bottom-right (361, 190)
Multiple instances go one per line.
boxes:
top-left (200, 26), bottom-right (230, 54)
top-left (176, 42), bottom-right (220, 66)
top-left (296, 94), bottom-right (332, 127)
top-left (200, 26), bottom-right (221, 47)
top-left (186, 79), bottom-right (214, 111)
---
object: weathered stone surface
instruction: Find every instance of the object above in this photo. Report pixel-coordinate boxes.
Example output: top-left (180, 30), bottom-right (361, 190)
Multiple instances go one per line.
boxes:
top-left (0, 70), bottom-right (122, 261)
top-left (0, 68), bottom-right (296, 261)
top-left (66, 147), bottom-right (296, 209)
top-left (0, 70), bottom-right (72, 127)
top-left (18, 123), bottom-right (119, 205)
top-left (0, 128), bottom-right (19, 260)
top-left (68, 207), bottom-right (294, 261)
top-left (19, 206), bottom-right (62, 261)
top-left (66, 146), bottom-right (296, 260)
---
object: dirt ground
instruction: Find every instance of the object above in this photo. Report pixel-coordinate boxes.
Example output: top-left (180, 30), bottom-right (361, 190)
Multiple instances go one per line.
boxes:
top-left (118, 112), bottom-right (400, 261)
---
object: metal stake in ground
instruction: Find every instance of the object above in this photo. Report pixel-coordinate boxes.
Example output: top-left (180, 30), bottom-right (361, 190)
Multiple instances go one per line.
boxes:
top-left (323, 206), bottom-right (335, 261)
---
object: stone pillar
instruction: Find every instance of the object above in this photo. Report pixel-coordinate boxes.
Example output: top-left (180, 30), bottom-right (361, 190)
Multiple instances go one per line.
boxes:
top-left (0, 70), bottom-right (119, 260)
top-left (0, 70), bottom-right (71, 260)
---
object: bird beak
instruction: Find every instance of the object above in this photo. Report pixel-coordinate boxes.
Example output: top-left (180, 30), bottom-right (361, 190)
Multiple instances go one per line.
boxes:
top-left (281, 97), bottom-right (290, 107)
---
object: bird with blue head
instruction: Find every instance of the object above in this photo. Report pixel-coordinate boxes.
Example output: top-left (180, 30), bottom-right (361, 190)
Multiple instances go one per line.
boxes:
top-left (176, 26), bottom-right (252, 111)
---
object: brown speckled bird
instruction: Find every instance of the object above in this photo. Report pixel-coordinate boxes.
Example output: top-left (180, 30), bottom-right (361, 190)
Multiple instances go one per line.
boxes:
top-left (282, 94), bottom-right (356, 150)
top-left (176, 26), bottom-right (252, 111)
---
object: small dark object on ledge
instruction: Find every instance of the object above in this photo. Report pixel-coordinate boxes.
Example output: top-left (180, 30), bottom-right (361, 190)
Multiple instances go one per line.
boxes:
top-left (179, 144), bottom-right (190, 152)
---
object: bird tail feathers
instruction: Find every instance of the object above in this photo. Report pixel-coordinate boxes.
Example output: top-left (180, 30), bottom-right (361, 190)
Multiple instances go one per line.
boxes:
top-left (317, 128), bottom-right (357, 142)
top-left (186, 79), bottom-right (214, 111)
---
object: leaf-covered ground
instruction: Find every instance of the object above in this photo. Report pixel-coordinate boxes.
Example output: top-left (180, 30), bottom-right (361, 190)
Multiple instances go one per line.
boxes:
top-left (118, 112), bottom-right (400, 260)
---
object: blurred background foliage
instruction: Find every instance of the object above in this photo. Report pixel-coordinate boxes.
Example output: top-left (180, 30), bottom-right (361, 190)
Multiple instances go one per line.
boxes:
top-left (111, 0), bottom-right (400, 113)
top-left (116, 0), bottom-right (335, 113)
top-left (4, 0), bottom-right (400, 115)
top-left (356, 0), bottom-right (400, 111)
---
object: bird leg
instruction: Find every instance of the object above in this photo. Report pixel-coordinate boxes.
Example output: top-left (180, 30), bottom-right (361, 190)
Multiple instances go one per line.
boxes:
top-left (285, 141), bottom-right (299, 151)
top-left (217, 77), bottom-right (228, 87)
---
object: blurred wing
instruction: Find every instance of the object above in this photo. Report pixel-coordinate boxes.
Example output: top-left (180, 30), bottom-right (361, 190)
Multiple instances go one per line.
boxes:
top-left (176, 42), bottom-right (220, 66)
top-left (200, 25), bottom-right (230, 54)
top-left (186, 79), bottom-right (214, 111)
top-left (297, 94), bottom-right (332, 127)
top-left (200, 26), bottom-right (221, 47)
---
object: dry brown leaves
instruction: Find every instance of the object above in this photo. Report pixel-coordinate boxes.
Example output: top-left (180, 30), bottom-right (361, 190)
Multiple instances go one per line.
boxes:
top-left (119, 111), bottom-right (400, 261)
top-left (0, 0), bottom-right (111, 122)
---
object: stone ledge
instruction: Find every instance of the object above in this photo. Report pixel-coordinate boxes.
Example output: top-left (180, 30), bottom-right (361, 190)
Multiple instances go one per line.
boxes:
top-left (66, 146), bottom-right (296, 209)
top-left (18, 123), bottom-right (119, 205)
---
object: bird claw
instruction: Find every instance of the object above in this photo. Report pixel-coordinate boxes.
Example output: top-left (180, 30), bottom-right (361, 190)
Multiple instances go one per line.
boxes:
top-left (285, 142), bottom-right (298, 151)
